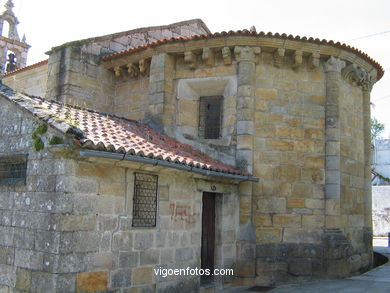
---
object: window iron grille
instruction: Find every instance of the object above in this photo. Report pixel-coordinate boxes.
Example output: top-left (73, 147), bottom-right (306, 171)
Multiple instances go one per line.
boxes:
top-left (132, 173), bottom-right (158, 227)
top-left (199, 96), bottom-right (222, 139)
top-left (0, 154), bottom-right (27, 185)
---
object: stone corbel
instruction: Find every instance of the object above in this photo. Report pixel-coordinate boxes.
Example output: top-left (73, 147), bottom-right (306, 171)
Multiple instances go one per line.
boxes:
top-left (234, 46), bottom-right (261, 63)
top-left (323, 56), bottom-right (345, 73)
top-left (273, 48), bottom-right (285, 68)
top-left (292, 50), bottom-right (303, 69)
top-left (309, 52), bottom-right (320, 69)
top-left (202, 47), bottom-right (214, 66)
top-left (184, 51), bottom-right (197, 69)
top-left (114, 66), bottom-right (122, 77)
top-left (139, 59), bottom-right (150, 76)
top-left (222, 47), bottom-right (232, 65)
top-left (360, 74), bottom-right (375, 92)
top-left (127, 63), bottom-right (139, 78)
top-left (341, 64), bottom-right (367, 85)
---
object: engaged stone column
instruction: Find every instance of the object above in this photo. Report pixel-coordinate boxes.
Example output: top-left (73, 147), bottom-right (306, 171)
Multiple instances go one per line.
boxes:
top-left (234, 46), bottom-right (259, 174)
top-left (234, 46), bottom-right (259, 282)
top-left (148, 53), bottom-right (175, 134)
top-left (362, 76), bottom-right (374, 262)
top-left (323, 57), bottom-right (345, 229)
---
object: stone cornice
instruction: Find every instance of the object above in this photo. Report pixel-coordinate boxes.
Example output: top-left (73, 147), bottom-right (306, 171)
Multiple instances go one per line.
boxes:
top-left (101, 32), bottom-right (383, 82)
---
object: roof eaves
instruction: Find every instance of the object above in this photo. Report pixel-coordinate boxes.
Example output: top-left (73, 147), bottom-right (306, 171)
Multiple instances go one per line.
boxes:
top-left (80, 149), bottom-right (259, 182)
top-left (101, 30), bottom-right (384, 80)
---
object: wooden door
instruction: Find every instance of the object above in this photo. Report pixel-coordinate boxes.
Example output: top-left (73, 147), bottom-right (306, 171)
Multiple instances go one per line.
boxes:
top-left (201, 192), bottom-right (215, 283)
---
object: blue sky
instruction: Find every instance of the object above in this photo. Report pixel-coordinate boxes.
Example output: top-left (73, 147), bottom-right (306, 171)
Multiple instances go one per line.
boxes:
top-left (7, 0), bottom-right (390, 137)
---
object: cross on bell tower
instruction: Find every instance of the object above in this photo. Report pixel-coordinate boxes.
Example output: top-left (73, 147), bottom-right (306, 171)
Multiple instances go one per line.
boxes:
top-left (0, 0), bottom-right (29, 74)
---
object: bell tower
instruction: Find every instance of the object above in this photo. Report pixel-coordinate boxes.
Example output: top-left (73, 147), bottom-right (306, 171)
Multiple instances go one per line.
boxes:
top-left (0, 0), bottom-right (29, 74)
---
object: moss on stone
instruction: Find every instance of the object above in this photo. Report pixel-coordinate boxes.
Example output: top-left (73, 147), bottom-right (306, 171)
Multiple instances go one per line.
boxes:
top-left (33, 137), bottom-right (44, 151)
top-left (48, 136), bottom-right (64, 145)
top-left (35, 124), bottom-right (48, 135)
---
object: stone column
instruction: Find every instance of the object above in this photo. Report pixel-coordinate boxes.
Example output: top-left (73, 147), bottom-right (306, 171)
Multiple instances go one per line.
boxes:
top-left (234, 46), bottom-right (259, 283)
top-left (362, 76), bottom-right (374, 267)
top-left (148, 53), bottom-right (175, 135)
top-left (323, 56), bottom-right (345, 229)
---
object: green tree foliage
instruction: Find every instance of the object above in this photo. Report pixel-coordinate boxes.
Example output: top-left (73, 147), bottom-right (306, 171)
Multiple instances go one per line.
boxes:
top-left (371, 118), bottom-right (385, 142)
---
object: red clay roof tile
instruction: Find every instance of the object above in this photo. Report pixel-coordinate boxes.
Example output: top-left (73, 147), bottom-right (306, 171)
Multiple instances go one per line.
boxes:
top-left (2, 91), bottom-right (249, 177)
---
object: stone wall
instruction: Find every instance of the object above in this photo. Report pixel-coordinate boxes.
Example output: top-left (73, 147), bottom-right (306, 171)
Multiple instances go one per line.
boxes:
top-left (0, 96), bottom-right (239, 292)
top-left (372, 139), bottom-right (390, 185)
top-left (105, 42), bottom-right (373, 284)
top-left (44, 19), bottom-right (210, 111)
top-left (372, 186), bottom-right (390, 236)
top-left (114, 76), bottom-right (150, 121)
top-left (2, 61), bottom-right (48, 97)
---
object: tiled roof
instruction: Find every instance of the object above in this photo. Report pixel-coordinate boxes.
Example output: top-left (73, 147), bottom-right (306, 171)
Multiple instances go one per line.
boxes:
top-left (1, 59), bottom-right (48, 78)
top-left (1, 88), bottom-right (249, 177)
top-left (101, 30), bottom-right (384, 80)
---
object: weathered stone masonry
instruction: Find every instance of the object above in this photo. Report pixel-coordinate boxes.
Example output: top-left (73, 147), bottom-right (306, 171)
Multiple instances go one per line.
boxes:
top-left (0, 19), bottom-right (384, 292)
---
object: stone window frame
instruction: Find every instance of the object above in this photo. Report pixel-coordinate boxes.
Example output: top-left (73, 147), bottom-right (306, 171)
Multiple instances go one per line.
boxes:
top-left (0, 153), bottom-right (28, 185)
top-left (176, 75), bottom-right (237, 146)
top-left (132, 172), bottom-right (159, 228)
top-left (198, 95), bottom-right (223, 139)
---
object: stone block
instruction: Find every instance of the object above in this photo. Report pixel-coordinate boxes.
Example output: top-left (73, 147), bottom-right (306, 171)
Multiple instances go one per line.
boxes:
top-left (234, 260), bottom-right (255, 277)
top-left (56, 274), bottom-right (77, 293)
top-left (274, 165), bottom-right (301, 182)
top-left (255, 228), bottom-right (282, 242)
top-left (15, 249), bottom-right (44, 270)
top-left (175, 248), bottom-right (193, 262)
top-left (256, 197), bottom-right (286, 213)
top-left (0, 264), bottom-right (16, 287)
top-left (141, 250), bottom-right (160, 265)
top-left (54, 214), bottom-right (97, 231)
top-left (273, 214), bottom-right (301, 227)
top-left (253, 214), bottom-right (272, 227)
top-left (266, 139), bottom-right (294, 151)
top-left (289, 261), bottom-right (312, 276)
top-left (76, 271), bottom-right (108, 292)
top-left (73, 231), bottom-right (99, 253)
top-left (31, 272), bottom-right (56, 293)
top-left (119, 251), bottom-right (139, 268)
top-left (287, 198), bottom-right (305, 208)
top-left (305, 199), bottom-right (324, 209)
top-left (15, 267), bottom-right (31, 290)
top-left (34, 231), bottom-right (60, 253)
top-left (160, 249), bottom-right (174, 264)
top-left (256, 261), bottom-right (287, 274)
top-left (132, 266), bottom-right (154, 285)
top-left (256, 89), bottom-right (276, 99)
top-left (15, 228), bottom-right (35, 249)
top-left (98, 215), bottom-right (118, 231)
top-left (112, 231), bottom-right (132, 251)
top-left (158, 186), bottom-right (169, 201)
top-left (301, 168), bottom-right (324, 184)
top-left (283, 228), bottom-right (321, 244)
top-left (0, 246), bottom-right (13, 265)
top-left (134, 232), bottom-right (154, 250)
top-left (302, 215), bottom-right (325, 228)
top-left (110, 269), bottom-right (132, 288)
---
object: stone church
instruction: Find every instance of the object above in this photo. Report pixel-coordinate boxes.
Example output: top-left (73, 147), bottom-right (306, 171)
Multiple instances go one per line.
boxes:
top-left (0, 1), bottom-right (384, 292)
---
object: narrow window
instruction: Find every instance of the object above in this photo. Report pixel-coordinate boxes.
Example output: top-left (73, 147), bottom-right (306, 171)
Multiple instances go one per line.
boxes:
top-left (0, 154), bottom-right (27, 185)
top-left (132, 173), bottom-right (158, 227)
top-left (199, 96), bottom-right (222, 139)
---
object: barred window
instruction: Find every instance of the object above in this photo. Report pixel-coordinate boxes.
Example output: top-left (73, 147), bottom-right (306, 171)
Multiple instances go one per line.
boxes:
top-left (0, 154), bottom-right (27, 185)
top-left (132, 173), bottom-right (158, 227)
top-left (199, 96), bottom-right (222, 139)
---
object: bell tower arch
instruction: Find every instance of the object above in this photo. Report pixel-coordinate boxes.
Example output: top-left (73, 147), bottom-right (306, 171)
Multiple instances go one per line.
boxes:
top-left (0, 0), bottom-right (29, 74)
